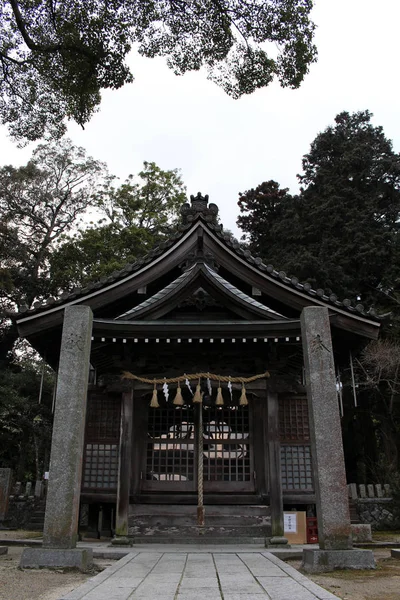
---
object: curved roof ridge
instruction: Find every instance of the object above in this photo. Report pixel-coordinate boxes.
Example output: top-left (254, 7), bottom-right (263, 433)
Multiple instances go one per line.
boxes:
top-left (116, 263), bottom-right (197, 320)
top-left (203, 263), bottom-right (284, 318)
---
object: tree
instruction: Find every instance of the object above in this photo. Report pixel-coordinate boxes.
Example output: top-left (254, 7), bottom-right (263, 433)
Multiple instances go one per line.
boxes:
top-left (50, 161), bottom-right (187, 289)
top-left (0, 138), bottom-right (104, 363)
top-left (0, 358), bottom-right (54, 481)
top-left (237, 111), bottom-right (400, 308)
top-left (0, 1), bottom-right (317, 142)
top-left (237, 111), bottom-right (400, 481)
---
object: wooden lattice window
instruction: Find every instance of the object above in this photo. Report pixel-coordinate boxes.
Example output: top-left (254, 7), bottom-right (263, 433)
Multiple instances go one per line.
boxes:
top-left (83, 393), bottom-right (121, 491)
top-left (83, 443), bottom-right (118, 489)
top-left (280, 445), bottom-right (313, 491)
top-left (279, 396), bottom-right (310, 442)
top-left (86, 394), bottom-right (121, 441)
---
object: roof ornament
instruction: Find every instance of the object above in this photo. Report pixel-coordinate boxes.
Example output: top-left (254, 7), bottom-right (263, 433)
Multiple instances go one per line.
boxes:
top-left (180, 192), bottom-right (219, 224)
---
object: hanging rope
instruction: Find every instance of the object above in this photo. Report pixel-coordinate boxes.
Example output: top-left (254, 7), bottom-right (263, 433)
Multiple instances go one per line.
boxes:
top-left (197, 404), bottom-right (205, 527)
top-left (122, 369), bottom-right (269, 385)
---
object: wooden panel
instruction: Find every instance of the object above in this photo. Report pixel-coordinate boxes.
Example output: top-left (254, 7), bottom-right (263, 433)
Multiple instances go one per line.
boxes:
top-left (279, 395), bottom-right (310, 442)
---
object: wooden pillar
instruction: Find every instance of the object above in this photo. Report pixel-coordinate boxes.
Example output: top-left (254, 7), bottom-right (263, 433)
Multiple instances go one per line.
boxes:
top-left (266, 389), bottom-right (286, 541)
top-left (115, 388), bottom-right (133, 538)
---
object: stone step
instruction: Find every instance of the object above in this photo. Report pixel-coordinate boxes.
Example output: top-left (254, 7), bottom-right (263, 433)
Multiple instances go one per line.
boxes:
top-left (128, 524), bottom-right (271, 538)
top-left (127, 536), bottom-right (266, 544)
top-left (130, 514), bottom-right (270, 527)
top-left (131, 504), bottom-right (269, 515)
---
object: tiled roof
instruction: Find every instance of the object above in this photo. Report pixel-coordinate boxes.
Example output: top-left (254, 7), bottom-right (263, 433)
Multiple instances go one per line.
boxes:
top-left (13, 205), bottom-right (379, 323)
top-left (116, 262), bottom-right (285, 320)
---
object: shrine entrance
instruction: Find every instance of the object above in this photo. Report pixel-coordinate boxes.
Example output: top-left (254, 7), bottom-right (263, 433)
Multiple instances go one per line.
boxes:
top-left (142, 399), bottom-right (255, 495)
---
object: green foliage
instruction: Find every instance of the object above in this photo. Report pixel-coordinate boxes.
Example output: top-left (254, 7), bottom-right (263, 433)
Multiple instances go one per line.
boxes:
top-left (237, 111), bottom-right (400, 308)
top-left (50, 161), bottom-right (187, 289)
top-left (237, 111), bottom-right (400, 477)
top-left (0, 138), bottom-right (104, 364)
top-left (0, 360), bottom-right (54, 480)
top-left (0, 138), bottom-right (104, 305)
top-left (0, 1), bottom-right (317, 141)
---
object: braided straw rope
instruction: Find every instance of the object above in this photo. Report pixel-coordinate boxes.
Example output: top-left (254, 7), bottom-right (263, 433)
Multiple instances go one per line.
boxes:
top-left (121, 369), bottom-right (270, 385)
top-left (197, 405), bottom-right (204, 524)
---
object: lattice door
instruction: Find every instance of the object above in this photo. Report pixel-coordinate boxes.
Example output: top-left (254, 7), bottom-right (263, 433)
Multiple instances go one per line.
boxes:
top-left (142, 402), bottom-right (196, 491)
top-left (142, 400), bottom-right (254, 493)
top-left (203, 405), bottom-right (254, 492)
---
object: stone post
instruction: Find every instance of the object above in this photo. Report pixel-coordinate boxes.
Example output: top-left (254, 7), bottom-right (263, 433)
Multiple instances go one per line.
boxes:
top-left (300, 306), bottom-right (375, 572)
top-left (113, 389), bottom-right (133, 545)
top-left (21, 306), bottom-right (93, 570)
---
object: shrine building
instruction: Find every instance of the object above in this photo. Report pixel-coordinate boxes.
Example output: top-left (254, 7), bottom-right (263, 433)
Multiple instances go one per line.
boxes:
top-left (14, 194), bottom-right (380, 546)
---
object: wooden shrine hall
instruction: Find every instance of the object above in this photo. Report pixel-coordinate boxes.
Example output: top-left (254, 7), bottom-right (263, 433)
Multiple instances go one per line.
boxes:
top-left (14, 194), bottom-right (380, 547)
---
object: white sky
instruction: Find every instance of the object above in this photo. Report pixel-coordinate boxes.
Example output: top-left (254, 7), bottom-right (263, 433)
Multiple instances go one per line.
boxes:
top-left (1, 0), bottom-right (399, 237)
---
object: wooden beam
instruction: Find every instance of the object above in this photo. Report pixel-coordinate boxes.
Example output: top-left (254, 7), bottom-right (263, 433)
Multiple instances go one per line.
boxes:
top-left (92, 318), bottom-right (301, 338)
top-left (266, 390), bottom-right (285, 539)
top-left (115, 389), bottom-right (133, 537)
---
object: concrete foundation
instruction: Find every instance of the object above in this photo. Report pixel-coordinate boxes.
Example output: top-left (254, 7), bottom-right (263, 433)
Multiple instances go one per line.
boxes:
top-left (20, 547), bottom-right (93, 570)
top-left (302, 548), bottom-right (376, 573)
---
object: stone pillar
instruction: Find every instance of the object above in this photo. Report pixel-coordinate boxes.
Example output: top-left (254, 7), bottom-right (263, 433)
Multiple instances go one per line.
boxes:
top-left (113, 389), bottom-right (133, 545)
top-left (21, 306), bottom-right (93, 570)
top-left (300, 306), bottom-right (375, 572)
top-left (266, 391), bottom-right (287, 547)
top-left (0, 468), bottom-right (12, 523)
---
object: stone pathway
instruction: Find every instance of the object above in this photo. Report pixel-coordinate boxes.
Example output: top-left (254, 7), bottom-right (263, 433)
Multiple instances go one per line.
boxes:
top-left (61, 550), bottom-right (338, 600)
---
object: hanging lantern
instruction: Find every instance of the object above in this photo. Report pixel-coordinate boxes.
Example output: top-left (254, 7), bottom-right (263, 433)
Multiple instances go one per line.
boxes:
top-left (150, 381), bottom-right (160, 408)
top-left (216, 384), bottom-right (224, 406)
top-left (239, 383), bottom-right (248, 406)
top-left (173, 382), bottom-right (184, 406)
top-left (193, 379), bottom-right (203, 403)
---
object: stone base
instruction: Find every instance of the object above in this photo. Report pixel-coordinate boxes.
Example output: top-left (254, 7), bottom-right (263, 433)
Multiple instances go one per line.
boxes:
top-left (302, 548), bottom-right (376, 573)
top-left (391, 549), bottom-right (400, 559)
top-left (351, 523), bottom-right (372, 543)
top-left (0, 546), bottom-right (8, 555)
top-left (111, 536), bottom-right (133, 546)
top-left (20, 548), bottom-right (93, 571)
top-left (265, 536), bottom-right (291, 548)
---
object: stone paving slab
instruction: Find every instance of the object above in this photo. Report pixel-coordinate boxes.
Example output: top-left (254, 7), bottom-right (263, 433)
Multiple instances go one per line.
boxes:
top-left (60, 549), bottom-right (340, 600)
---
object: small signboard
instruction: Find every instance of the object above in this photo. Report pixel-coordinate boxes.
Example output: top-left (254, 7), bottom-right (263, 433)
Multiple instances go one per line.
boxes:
top-left (284, 512), bottom-right (297, 533)
top-left (283, 511), bottom-right (307, 543)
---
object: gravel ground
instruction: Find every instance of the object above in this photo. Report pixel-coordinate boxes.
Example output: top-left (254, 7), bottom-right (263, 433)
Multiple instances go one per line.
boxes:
top-left (0, 539), bottom-right (113, 600)
top-left (288, 549), bottom-right (400, 600)
top-left (1, 531), bottom-right (400, 600)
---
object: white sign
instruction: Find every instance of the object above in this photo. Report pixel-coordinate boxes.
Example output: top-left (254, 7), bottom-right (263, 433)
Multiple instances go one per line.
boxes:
top-left (44, 472), bottom-right (49, 480)
top-left (284, 512), bottom-right (297, 533)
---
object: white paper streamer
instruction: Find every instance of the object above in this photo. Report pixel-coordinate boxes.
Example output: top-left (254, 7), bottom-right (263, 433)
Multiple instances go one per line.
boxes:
top-left (163, 380), bottom-right (169, 402)
top-left (207, 377), bottom-right (212, 396)
top-left (185, 377), bottom-right (194, 396)
top-left (228, 377), bottom-right (233, 401)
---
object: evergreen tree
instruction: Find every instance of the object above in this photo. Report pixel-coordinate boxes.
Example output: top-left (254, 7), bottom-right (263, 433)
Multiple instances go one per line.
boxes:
top-left (238, 111), bottom-right (400, 308)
